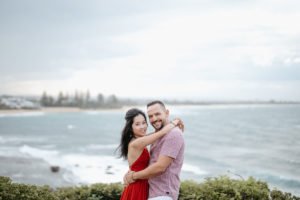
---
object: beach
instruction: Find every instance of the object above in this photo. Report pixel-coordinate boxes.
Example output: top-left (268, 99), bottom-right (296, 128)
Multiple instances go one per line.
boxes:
top-left (0, 107), bottom-right (83, 114)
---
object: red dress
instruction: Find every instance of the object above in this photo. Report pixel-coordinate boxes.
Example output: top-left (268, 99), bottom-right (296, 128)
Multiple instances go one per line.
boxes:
top-left (120, 148), bottom-right (150, 200)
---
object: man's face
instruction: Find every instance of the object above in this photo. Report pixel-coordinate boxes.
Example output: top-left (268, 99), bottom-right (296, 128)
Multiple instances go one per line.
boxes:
top-left (147, 103), bottom-right (169, 131)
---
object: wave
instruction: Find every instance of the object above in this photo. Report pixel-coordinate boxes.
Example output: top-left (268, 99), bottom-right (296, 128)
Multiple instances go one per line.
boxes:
top-left (17, 145), bottom-right (206, 185)
top-left (0, 112), bottom-right (45, 118)
top-left (182, 163), bottom-right (207, 175)
top-left (16, 144), bottom-right (208, 184)
top-left (11, 145), bottom-right (300, 191)
top-left (254, 172), bottom-right (300, 188)
top-left (67, 124), bottom-right (76, 130)
top-left (83, 109), bottom-right (122, 115)
top-left (0, 146), bottom-right (22, 157)
top-left (19, 145), bottom-right (60, 164)
top-left (83, 111), bottom-right (102, 115)
top-left (86, 144), bottom-right (118, 150)
top-left (62, 154), bottom-right (128, 184)
top-left (168, 104), bottom-right (287, 116)
top-left (18, 145), bottom-right (127, 184)
top-left (243, 171), bottom-right (300, 195)
top-left (0, 136), bottom-right (46, 145)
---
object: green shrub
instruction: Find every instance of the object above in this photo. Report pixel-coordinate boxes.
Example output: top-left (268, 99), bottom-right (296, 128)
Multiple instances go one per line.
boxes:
top-left (270, 189), bottom-right (300, 200)
top-left (179, 176), bottom-right (269, 200)
top-left (0, 176), bottom-right (58, 200)
top-left (1, 176), bottom-right (299, 200)
top-left (54, 183), bottom-right (123, 200)
top-left (54, 185), bottom-right (90, 200)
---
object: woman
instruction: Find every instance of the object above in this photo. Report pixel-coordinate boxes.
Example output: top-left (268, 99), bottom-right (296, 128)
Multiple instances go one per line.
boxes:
top-left (117, 108), bottom-right (182, 200)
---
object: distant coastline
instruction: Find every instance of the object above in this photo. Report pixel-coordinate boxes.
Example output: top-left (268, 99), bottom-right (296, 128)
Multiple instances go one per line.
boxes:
top-left (0, 107), bottom-right (81, 114)
top-left (1, 101), bottom-right (300, 115)
top-left (1, 94), bottom-right (300, 112)
top-left (0, 92), bottom-right (300, 113)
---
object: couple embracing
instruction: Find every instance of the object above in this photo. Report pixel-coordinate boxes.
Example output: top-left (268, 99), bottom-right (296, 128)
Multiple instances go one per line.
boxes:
top-left (117, 100), bottom-right (185, 200)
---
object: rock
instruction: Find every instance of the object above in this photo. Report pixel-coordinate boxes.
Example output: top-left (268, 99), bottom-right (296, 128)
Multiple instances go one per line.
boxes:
top-left (50, 166), bottom-right (60, 173)
top-left (105, 165), bottom-right (114, 175)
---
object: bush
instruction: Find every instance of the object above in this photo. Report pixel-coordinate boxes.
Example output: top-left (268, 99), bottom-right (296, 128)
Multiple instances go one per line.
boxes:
top-left (54, 183), bottom-right (123, 200)
top-left (1, 176), bottom-right (299, 200)
top-left (270, 189), bottom-right (300, 200)
top-left (179, 176), bottom-right (270, 200)
top-left (0, 176), bottom-right (58, 200)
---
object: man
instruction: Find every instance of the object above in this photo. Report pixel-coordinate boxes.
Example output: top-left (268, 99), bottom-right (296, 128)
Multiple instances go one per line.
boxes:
top-left (124, 100), bottom-right (185, 200)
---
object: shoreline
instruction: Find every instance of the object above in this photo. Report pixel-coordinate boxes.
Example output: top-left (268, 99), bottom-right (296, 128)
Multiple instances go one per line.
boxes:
top-left (0, 107), bottom-right (82, 114)
top-left (1, 102), bottom-right (300, 115)
top-left (0, 107), bottom-right (128, 115)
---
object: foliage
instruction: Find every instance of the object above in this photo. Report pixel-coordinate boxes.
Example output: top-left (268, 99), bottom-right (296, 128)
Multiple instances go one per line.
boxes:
top-left (270, 189), bottom-right (300, 200)
top-left (179, 176), bottom-right (270, 200)
top-left (0, 176), bottom-right (58, 200)
top-left (54, 183), bottom-right (123, 200)
top-left (39, 91), bottom-right (122, 109)
top-left (1, 176), bottom-right (299, 200)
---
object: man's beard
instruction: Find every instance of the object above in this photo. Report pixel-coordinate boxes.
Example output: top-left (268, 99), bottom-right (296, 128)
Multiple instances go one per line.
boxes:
top-left (155, 125), bottom-right (163, 131)
top-left (153, 121), bottom-right (165, 131)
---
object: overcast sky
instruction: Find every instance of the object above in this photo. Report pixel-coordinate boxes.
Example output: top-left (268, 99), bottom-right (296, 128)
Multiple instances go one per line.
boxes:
top-left (1, 0), bottom-right (300, 101)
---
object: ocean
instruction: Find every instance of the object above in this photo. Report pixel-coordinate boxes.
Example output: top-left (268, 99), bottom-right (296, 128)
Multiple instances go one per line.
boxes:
top-left (0, 104), bottom-right (299, 195)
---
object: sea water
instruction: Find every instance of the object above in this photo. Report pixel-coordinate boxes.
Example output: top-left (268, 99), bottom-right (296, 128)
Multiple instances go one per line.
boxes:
top-left (0, 104), bottom-right (299, 195)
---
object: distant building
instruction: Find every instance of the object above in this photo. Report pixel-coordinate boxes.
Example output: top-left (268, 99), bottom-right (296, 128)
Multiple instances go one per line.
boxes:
top-left (0, 96), bottom-right (41, 110)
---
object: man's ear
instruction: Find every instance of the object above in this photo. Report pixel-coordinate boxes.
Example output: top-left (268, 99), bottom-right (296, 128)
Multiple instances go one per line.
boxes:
top-left (165, 109), bottom-right (170, 116)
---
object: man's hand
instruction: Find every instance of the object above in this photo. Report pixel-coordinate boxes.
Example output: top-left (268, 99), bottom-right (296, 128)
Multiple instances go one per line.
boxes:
top-left (123, 170), bottom-right (136, 186)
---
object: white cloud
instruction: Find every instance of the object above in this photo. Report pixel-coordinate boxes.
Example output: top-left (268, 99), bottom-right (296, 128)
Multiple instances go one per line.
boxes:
top-left (113, 6), bottom-right (300, 73)
top-left (0, 1), bottom-right (300, 100)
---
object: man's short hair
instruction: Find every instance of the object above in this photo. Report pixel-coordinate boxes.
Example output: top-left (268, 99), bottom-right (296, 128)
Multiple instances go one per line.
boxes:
top-left (147, 100), bottom-right (166, 109)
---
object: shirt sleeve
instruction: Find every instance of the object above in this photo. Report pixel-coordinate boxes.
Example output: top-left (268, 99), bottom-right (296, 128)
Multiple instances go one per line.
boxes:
top-left (160, 128), bottom-right (184, 159)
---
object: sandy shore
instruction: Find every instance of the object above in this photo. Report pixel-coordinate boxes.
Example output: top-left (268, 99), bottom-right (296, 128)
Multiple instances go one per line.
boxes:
top-left (0, 106), bottom-right (129, 115)
top-left (0, 107), bottom-right (83, 114)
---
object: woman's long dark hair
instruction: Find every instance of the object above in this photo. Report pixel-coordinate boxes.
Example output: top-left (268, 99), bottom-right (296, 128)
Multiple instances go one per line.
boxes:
top-left (116, 108), bottom-right (147, 160)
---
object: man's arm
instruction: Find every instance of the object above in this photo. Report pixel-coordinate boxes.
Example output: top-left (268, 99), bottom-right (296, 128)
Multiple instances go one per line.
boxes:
top-left (124, 155), bottom-right (173, 184)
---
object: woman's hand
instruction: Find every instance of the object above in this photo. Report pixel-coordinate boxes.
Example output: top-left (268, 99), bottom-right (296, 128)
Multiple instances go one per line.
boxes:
top-left (171, 118), bottom-right (184, 132)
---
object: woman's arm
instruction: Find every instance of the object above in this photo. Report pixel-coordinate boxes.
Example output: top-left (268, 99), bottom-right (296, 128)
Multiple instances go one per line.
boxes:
top-left (129, 119), bottom-right (180, 150)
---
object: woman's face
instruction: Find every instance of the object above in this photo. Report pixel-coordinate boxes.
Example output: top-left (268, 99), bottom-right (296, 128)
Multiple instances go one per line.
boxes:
top-left (132, 114), bottom-right (148, 138)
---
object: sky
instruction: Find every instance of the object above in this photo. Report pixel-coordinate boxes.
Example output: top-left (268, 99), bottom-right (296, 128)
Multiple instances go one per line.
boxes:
top-left (0, 0), bottom-right (300, 101)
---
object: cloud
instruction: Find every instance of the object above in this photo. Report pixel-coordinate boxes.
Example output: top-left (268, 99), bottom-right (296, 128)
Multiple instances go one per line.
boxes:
top-left (0, 0), bottom-right (299, 100)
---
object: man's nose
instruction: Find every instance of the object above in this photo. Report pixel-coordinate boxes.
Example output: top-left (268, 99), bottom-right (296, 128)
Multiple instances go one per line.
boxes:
top-left (152, 116), bottom-right (157, 122)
